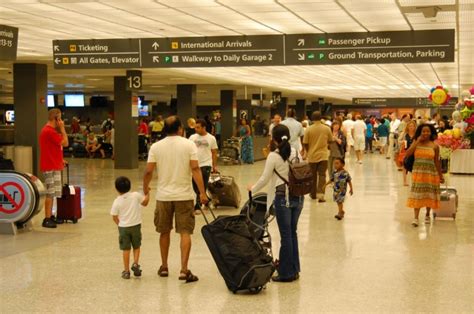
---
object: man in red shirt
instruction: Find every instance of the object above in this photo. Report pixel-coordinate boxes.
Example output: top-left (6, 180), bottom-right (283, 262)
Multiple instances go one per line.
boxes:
top-left (39, 109), bottom-right (69, 228)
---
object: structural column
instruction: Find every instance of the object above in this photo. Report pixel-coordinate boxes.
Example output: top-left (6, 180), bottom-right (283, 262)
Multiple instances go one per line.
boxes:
top-left (177, 84), bottom-right (196, 120)
top-left (114, 76), bottom-right (138, 169)
top-left (220, 90), bottom-right (236, 141)
top-left (13, 63), bottom-right (48, 176)
top-left (295, 99), bottom-right (306, 121)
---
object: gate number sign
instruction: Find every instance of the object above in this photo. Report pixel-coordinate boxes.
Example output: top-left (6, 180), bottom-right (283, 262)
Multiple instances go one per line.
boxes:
top-left (126, 70), bottom-right (142, 91)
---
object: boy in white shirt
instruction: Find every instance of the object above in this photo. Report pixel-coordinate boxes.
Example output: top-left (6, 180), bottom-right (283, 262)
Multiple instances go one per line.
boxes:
top-left (111, 176), bottom-right (150, 279)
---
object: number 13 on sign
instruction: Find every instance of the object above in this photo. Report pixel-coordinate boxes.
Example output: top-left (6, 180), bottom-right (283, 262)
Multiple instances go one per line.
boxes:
top-left (126, 70), bottom-right (142, 90)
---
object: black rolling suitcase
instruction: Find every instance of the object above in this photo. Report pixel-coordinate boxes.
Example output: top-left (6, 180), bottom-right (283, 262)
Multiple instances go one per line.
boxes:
top-left (199, 204), bottom-right (275, 294)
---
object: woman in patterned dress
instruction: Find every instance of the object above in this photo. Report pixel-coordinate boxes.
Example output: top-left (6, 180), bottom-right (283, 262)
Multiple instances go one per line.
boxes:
top-left (239, 119), bottom-right (254, 164)
top-left (405, 124), bottom-right (444, 227)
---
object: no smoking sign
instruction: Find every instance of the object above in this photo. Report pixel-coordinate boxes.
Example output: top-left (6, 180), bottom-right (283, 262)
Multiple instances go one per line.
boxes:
top-left (0, 181), bottom-right (25, 214)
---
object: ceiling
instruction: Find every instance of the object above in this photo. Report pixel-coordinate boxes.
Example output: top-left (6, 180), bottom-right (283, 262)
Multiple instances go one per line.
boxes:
top-left (0, 0), bottom-right (473, 105)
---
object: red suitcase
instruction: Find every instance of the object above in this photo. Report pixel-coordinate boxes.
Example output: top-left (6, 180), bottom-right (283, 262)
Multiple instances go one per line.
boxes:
top-left (57, 165), bottom-right (82, 223)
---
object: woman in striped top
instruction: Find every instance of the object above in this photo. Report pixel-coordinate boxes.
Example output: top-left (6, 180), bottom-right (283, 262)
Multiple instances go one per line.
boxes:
top-left (405, 124), bottom-right (444, 227)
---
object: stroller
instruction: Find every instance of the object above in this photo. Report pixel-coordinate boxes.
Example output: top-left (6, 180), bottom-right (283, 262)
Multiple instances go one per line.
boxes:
top-left (239, 192), bottom-right (275, 254)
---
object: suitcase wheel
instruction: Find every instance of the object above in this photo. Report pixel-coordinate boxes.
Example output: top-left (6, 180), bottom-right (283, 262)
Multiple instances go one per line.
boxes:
top-left (249, 286), bottom-right (263, 294)
top-left (72, 217), bottom-right (78, 224)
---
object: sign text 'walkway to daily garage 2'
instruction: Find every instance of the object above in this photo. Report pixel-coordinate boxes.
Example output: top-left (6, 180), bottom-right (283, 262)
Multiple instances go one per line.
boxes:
top-left (52, 30), bottom-right (454, 69)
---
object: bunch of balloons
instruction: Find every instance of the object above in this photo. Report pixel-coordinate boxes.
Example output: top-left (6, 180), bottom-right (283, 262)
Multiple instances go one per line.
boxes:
top-left (429, 86), bottom-right (451, 106)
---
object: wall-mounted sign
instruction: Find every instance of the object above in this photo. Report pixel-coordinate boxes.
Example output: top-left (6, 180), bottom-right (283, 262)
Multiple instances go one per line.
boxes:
top-left (0, 25), bottom-right (19, 61)
top-left (52, 30), bottom-right (454, 69)
top-left (286, 29), bottom-right (454, 65)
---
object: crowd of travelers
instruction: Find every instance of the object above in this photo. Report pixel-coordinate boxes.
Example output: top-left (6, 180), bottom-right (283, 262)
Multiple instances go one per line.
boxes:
top-left (39, 107), bottom-right (453, 283)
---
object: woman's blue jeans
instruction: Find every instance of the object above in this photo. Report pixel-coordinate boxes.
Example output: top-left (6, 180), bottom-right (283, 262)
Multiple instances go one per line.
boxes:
top-left (274, 194), bottom-right (304, 279)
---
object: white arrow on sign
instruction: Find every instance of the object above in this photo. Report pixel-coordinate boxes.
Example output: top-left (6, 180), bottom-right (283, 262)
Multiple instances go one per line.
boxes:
top-left (298, 53), bottom-right (305, 61)
top-left (54, 58), bottom-right (61, 65)
top-left (297, 39), bottom-right (305, 46)
top-left (53, 45), bottom-right (60, 52)
top-left (153, 56), bottom-right (160, 63)
top-left (152, 42), bottom-right (159, 50)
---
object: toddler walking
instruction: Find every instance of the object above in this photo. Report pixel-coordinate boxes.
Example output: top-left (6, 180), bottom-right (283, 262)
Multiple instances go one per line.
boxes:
top-left (325, 158), bottom-right (353, 220)
top-left (111, 176), bottom-right (150, 279)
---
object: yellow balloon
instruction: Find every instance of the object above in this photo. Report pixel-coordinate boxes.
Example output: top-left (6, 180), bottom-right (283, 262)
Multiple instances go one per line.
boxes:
top-left (453, 128), bottom-right (461, 139)
top-left (444, 129), bottom-right (453, 136)
top-left (432, 89), bottom-right (448, 105)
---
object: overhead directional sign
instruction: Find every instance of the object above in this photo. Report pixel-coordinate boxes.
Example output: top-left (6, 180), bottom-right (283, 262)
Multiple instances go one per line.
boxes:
top-left (0, 25), bottom-right (19, 61)
top-left (286, 29), bottom-right (455, 65)
top-left (352, 97), bottom-right (458, 108)
top-left (141, 35), bottom-right (284, 67)
top-left (52, 39), bottom-right (141, 69)
top-left (52, 30), bottom-right (454, 69)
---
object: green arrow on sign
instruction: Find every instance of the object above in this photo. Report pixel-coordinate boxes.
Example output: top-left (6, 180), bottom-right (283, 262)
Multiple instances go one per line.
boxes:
top-left (308, 53), bottom-right (315, 59)
top-left (318, 39), bottom-right (326, 45)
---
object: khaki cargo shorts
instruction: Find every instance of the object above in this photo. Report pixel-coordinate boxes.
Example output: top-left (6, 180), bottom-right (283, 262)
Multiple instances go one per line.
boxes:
top-left (154, 200), bottom-right (195, 234)
top-left (118, 224), bottom-right (142, 251)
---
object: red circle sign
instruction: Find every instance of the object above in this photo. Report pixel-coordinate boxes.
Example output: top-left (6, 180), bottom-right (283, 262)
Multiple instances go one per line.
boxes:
top-left (0, 182), bottom-right (25, 214)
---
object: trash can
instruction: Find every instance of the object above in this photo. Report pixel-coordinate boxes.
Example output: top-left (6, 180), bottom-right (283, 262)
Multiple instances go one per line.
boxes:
top-left (14, 146), bottom-right (33, 174)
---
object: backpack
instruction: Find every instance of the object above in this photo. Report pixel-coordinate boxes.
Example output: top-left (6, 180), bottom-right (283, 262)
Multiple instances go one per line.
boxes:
top-left (274, 157), bottom-right (314, 197)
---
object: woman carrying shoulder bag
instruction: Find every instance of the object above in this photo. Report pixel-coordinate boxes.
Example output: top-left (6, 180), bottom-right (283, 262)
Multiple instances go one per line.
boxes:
top-left (247, 124), bottom-right (304, 282)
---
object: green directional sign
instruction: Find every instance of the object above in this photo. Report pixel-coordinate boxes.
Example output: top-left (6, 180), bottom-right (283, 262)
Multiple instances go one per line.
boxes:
top-left (286, 29), bottom-right (455, 65)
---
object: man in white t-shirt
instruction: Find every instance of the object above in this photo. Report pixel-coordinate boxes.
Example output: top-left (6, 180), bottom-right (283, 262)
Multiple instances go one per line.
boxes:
top-left (143, 116), bottom-right (208, 283)
top-left (387, 112), bottom-right (401, 159)
top-left (281, 109), bottom-right (304, 155)
top-left (351, 115), bottom-right (367, 164)
top-left (342, 114), bottom-right (355, 155)
top-left (189, 119), bottom-right (218, 211)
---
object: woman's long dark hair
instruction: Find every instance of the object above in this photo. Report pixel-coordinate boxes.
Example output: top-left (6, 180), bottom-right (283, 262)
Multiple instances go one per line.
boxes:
top-left (271, 124), bottom-right (291, 161)
top-left (414, 123), bottom-right (437, 141)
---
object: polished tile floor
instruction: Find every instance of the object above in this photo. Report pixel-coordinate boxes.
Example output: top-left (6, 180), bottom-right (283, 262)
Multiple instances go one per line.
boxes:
top-left (1, 154), bottom-right (473, 313)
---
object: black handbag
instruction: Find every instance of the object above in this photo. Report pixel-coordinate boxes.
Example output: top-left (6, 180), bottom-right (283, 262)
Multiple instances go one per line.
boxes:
top-left (403, 154), bottom-right (414, 172)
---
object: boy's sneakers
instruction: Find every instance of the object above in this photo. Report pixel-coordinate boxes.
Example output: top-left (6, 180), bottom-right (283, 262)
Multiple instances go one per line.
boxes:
top-left (411, 219), bottom-right (419, 227)
top-left (42, 218), bottom-right (57, 229)
top-left (121, 271), bottom-right (130, 279)
top-left (131, 263), bottom-right (142, 277)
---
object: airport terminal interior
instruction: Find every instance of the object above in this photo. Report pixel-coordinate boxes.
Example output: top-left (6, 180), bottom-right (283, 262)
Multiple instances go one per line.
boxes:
top-left (0, 0), bottom-right (473, 313)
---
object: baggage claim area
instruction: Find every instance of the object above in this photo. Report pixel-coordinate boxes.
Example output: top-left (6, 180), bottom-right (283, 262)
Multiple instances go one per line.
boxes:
top-left (0, 1), bottom-right (473, 313)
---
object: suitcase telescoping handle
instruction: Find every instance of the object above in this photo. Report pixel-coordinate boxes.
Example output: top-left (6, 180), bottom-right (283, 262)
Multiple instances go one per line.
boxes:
top-left (198, 202), bottom-right (217, 225)
top-left (62, 163), bottom-right (70, 186)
